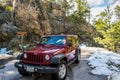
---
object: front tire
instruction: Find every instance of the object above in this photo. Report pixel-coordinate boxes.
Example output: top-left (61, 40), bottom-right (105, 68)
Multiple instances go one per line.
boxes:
top-left (52, 61), bottom-right (67, 80)
top-left (18, 69), bottom-right (32, 76)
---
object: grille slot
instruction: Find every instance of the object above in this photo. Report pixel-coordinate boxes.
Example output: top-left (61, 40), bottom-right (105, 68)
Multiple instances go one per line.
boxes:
top-left (23, 53), bottom-right (44, 65)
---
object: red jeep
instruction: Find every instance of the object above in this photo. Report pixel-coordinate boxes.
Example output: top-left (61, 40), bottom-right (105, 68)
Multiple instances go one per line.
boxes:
top-left (15, 35), bottom-right (81, 80)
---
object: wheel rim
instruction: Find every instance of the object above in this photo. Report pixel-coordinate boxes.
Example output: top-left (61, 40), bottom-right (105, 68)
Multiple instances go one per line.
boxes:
top-left (58, 64), bottom-right (66, 79)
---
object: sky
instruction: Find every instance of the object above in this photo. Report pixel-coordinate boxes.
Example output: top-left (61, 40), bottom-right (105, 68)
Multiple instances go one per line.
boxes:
top-left (86, 0), bottom-right (120, 24)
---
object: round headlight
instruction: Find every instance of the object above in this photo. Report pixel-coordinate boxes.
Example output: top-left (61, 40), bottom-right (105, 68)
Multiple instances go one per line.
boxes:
top-left (45, 55), bottom-right (50, 60)
top-left (24, 54), bottom-right (27, 58)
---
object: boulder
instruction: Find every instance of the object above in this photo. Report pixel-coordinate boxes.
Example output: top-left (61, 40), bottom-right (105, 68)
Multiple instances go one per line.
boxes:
top-left (51, 3), bottom-right (62, 10)
top-left (52, 9), bottom-right (63, 17)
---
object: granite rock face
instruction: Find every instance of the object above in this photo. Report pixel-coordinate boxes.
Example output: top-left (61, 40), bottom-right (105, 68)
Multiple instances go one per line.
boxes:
top-left (0, 0), bottom-right (96, 48)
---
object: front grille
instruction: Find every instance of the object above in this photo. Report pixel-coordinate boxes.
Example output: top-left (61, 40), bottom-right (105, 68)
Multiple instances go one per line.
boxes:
top-left (23, 53), bottom-right (44, 65)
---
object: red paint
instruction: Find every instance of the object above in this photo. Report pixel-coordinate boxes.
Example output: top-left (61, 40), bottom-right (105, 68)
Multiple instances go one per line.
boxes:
top-left (22, 35), bottom-right (79, 65)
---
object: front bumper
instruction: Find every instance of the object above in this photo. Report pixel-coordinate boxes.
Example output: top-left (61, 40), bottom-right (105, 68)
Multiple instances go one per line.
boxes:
top-left (15, 62), bottom-right (58, 73)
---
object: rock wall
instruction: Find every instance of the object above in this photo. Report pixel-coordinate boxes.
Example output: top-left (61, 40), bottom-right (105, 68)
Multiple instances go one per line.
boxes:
top-left (52, 3), bottom-right (63, 17)
top-left (0, 0), bottom-right (97, 49)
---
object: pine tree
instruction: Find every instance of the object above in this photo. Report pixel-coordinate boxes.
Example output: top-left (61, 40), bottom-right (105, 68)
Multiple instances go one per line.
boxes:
top-left (93, 6), bottom-right (120, 51)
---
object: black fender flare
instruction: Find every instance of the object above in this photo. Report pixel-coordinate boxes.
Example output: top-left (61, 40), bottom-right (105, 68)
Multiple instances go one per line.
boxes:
top-left (75, 47), bottom-right (81, 56)
top-left (50, 54), bottom-right (67, 66)
top-left (17, 54), bottom-right (23, 60)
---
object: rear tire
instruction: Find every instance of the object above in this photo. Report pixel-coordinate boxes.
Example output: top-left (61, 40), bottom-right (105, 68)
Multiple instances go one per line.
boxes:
top-left (75, 49), bottom-right (81, 63)
top-left (52, 61), bottom-right (68, 80)
top-left (18, 69), bottom-right (32, 76)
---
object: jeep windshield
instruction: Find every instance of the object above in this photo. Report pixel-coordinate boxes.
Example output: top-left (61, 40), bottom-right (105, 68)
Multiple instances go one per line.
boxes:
top-left (40, 36), bottom-right (66, 46)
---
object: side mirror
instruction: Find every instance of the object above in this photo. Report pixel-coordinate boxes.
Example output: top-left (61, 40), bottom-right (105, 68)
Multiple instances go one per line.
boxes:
top-left (68, 41), bottom-right (72, 47)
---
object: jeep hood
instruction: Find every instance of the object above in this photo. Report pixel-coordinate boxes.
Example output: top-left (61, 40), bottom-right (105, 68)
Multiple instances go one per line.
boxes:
top-left (25, 45), bottom-right (65, 54)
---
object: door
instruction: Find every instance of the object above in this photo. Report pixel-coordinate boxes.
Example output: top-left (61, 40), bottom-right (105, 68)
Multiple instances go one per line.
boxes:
top-left (66, 36), bottom-right (76, 61)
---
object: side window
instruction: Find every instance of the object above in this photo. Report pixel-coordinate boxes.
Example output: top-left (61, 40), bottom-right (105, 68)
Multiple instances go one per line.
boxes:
top-left (68, 36), bottom-right (72, 47)
top-left (72, 37), bottom-right (76, 48)
top-left (71, 36), bottom-right (79, 48)
top-left (74, 36), bottom-right (79, 47)
top-left (76, 36), bottom-right (79, 46)
top-left (67, 36), bottom-right (79, 48)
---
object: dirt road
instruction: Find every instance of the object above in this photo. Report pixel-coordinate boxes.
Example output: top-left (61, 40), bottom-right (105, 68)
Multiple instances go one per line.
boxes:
top-left (0, 48), bottom-right (108, 80)
top-left (69, 49), bottom-right (107, 80)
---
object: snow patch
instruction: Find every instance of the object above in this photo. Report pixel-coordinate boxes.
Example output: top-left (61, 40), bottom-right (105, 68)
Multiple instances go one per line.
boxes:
top-left (87, 47), bottom-right (120, 79)
top-left (91, 67), bottom-right (115, 76)
top-left (80, 43), bottom-right (87, 48)
top-left (0, 60), bottom-right (19, 80)
top-left (0, 48), bottom-right (7, 54)
top-left (0, 54), bottom-right (11, 58)
top-left (108, 72), bottom-right (120, 80)
top-left (0, 48), bottom-right (14, 59)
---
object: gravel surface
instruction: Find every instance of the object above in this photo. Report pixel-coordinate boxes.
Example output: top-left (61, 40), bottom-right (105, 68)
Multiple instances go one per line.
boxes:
top-left (0, 49), bottom-right (108, 80)
top-left (70, 49), bottom-right (107, 80)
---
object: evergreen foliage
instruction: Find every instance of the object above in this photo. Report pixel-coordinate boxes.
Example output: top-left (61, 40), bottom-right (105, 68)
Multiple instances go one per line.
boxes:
top-left (93, 6), bottom-right (120, 52)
